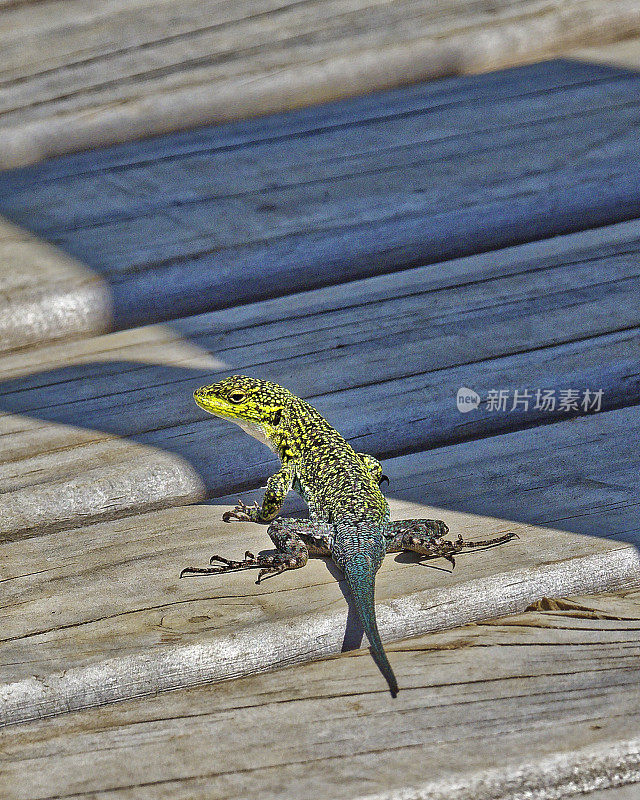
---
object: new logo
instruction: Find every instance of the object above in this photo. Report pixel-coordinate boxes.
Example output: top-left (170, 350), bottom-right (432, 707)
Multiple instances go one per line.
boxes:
top-left (456, 387), bottom-right (480, 413)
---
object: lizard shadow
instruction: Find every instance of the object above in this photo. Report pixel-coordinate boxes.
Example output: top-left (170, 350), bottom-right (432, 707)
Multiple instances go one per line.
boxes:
top-left (392, 552), bottom-right (454, 571)
top-left (257, 554), bottom-right (366, 652)
top-left (323, 558), bottom-right (367, 652)
top-left (332, 556), bottom-right (454, 652)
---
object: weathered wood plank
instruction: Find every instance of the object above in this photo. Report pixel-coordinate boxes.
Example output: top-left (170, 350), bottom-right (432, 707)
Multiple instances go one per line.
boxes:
top-left (582, 789), bottom-right (640, 800)
top-left (571, 34), bottom-right (640, 69)
top-left (0, 221), bottom-right (638, 537)
top-left (375, 407), bottom-right (640, 545)
top-left (2, 593), bottom-right (640, 799)
top-left (2, 1), bottom-right (639, 168)
top-left (0, 217), bottom-right (111, 352)
top-left (0, 403), bottom-right (638, 726)
top-left (2, 59), bottom-right (640, 335)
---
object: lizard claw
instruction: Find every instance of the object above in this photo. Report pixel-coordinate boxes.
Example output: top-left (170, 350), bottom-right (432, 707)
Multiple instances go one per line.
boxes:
top-left (256, 563), bottom-right (287, 584)
top-left (209, 552), bottom-right (260, 569)
top-left (180, 566), bottom-right (227, 578)
top-left (222, 499), bottom-right (260, 522)
top-left (209, 554), bottom-right (234, 566)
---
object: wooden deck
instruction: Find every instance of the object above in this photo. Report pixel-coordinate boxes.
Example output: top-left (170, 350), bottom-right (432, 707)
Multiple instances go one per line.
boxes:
top-left (0, 220), bottom-right (638, 536)
top-left (4, 590), bottom-right (640, 799)
top-left (3, 58), bottom-right (640, 342)
top-left (2, 0), bottom-right (639, 168)
top-left (0, 15), bottom-right (639, 799)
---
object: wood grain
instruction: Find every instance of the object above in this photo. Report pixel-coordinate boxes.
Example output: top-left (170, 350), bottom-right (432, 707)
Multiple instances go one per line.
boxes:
top-left (571, 34), bottom-right (640, 69)
top-left (2, 60), bottom-right (640, 336)
top-left (0, 216), bottom-right (111, 352)
top-left (578, 786), bottom-right (640, 800)
top-left (0, 220), bottom-right (637, 537)
top-left (2, 590), bottom-right (640, 798)
top-left (0, 401), bottom-right (638, 726)
top-left (1, 1), bottom-right (639, 168)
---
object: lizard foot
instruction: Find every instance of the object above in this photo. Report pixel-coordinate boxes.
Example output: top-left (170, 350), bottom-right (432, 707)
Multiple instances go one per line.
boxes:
top-left (180, 550), bottom-right (305, 584)
top-left (222, 500), bottom-right (260, 522)
top-left (394, 526), bottom-right (517, 569)
top-left (455, 532), bottom-right (519, 549)
top-left (221, 550), bottom-right (306, 584)
top-left (420, 531), bottom-right (519, 568)
top-left (209, 551), bottom-right (257, 567)
top-left (180, 551), bottom-right (259, 578)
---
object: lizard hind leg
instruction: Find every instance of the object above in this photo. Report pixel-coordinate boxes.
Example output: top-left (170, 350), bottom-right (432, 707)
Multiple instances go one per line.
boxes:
top-left (384, 519), bottom-right (450, 554)
top-left (385, 519), bottom-right (516, 568)
top-left (180, 518), bottom-right (332, 584)
top-left (258, 518), bottom-right (333, 582)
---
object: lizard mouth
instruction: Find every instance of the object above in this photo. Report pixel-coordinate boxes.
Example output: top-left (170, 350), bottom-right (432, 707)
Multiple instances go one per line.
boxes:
top-left (193, 388), bottom-right (230, 417)
top-left (193, 387), bottom-right (274, 450)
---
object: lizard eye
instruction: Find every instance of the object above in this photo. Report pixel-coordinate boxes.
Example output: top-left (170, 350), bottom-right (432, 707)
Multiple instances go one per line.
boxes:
top-left (228, 391), bottom-right (246, 404)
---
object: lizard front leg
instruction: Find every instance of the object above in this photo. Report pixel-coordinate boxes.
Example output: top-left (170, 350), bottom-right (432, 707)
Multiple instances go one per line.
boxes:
top-left (385, 519), bottom-right (517, 568)
top-left (180, 518), bottom-right (332, 583)
top-left (223, 462), bottom-right (295, 523)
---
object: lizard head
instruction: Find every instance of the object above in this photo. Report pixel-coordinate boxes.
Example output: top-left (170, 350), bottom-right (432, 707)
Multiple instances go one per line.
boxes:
top-left (193, 375), bottom-right (290, 448)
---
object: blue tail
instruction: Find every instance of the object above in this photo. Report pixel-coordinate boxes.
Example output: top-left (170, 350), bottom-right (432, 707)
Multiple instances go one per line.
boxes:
top-left (343, 554), bottom-right (398, 697)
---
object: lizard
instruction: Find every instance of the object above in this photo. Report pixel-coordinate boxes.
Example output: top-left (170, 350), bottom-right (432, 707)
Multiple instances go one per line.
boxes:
top-left (180, 375), bottom-right (517, 697)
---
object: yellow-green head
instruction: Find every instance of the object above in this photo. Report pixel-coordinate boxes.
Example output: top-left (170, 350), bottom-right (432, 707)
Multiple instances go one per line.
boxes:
top-left (193, 375), bottom-right (293, 451)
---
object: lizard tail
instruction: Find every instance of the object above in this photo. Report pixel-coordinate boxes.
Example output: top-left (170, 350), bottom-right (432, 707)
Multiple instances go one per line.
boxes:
top-left (343, 554), bottom-right (399, 698)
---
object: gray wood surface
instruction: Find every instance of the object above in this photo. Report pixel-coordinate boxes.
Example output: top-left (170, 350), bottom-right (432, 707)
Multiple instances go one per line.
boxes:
top-left (1, 401), bottom-right (638, 726)
top-left (2, 0), bottom-right (638, 168)
top-left (0, 33), bottom-right (638, 793)
top-left (572, 34), bottom-right (640, 69)
top-left (0, 220), bottom-right (637, 537)
top-left (2, 59), bottom-right (640, 338)
top-left (580, 787), bottom-right (640, 800)
top-left (2, 590), bottom-right (640, 799)
top-left (0, 217), bottom-right (111, 353)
